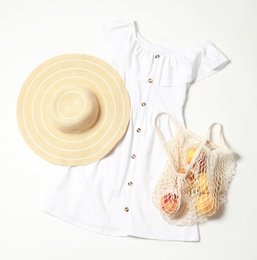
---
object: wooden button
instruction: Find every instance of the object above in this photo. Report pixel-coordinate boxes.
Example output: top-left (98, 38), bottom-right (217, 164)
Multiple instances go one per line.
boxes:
top-left (131, 154), bottom-right (136, 159)
top-left (128, 181), bottom-right (133, 186)
top-left (124, 207), bottom-right (129, 212)
top-left (141, 102), bottom-right (146, 107)
top-left (155, 54), bottom-right (160, 59)
top-left (148, 78), bottom-right (153, 83)
top-left (136, 128), bottom-right (141, 133)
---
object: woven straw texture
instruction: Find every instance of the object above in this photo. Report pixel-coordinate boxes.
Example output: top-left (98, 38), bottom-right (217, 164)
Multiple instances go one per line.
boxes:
top-left (17, 54), bottom-right (130, 166)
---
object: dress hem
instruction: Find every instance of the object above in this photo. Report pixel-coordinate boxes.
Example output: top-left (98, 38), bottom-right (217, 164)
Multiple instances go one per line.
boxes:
top-left (43, 206), bottom-right (200, 242)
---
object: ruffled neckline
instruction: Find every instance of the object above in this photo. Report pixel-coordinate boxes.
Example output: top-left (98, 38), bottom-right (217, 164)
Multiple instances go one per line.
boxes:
top-left (103, 20), bottom-right (229, 87)
top-left (130, 20), bottom-right (209, 56)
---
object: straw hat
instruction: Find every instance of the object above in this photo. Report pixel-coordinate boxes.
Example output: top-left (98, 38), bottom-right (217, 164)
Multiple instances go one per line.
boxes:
top-left (17, 54), bottom-right (130, 166)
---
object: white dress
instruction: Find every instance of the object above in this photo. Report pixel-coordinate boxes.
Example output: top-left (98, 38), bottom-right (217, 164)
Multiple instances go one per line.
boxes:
top-left (42, 20), bottom-right (229, 241)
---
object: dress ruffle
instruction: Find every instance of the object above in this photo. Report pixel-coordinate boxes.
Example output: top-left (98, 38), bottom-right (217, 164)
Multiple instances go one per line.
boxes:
top-left (102, 20), bottom-right (229, 87)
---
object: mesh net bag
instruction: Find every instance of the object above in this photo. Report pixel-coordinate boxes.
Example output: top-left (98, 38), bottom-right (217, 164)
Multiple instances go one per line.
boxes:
top-left (153, 113), bottom-right (238, 226)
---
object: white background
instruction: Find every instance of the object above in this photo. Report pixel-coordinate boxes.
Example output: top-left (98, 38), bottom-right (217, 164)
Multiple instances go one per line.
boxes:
top-left (1, 0), bottom-right (256, 259)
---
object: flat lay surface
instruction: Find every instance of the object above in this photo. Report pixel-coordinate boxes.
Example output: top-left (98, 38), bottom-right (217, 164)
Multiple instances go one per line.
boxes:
top-left (1, 0), bottom-right (256, 259)
top-left (42, 19), bottom-right (228, 242)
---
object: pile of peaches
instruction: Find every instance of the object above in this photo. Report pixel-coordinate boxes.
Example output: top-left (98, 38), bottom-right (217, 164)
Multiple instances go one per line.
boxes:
top-left (160, 147), bottom-right (218, 218)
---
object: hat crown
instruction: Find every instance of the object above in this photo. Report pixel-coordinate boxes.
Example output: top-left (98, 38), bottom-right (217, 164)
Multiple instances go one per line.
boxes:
top-left (50, 85), bottom-right (99, 133)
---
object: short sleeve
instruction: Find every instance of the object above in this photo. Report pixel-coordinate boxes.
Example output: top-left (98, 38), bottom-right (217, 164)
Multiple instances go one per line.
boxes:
top-left (193, 40), bottom-right (229, 82)
top-left (101, 20), bottom-right (133, 68)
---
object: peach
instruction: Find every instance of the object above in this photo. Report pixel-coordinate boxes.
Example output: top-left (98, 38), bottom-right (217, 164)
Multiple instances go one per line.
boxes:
top-left (197, 172), bottom-right (209, 194)
top-left (178, 169), bottom-right (194, 180)
top-left (186, 148), bottom-right (198, 164)
top-left (195, 194), bottom-right (218, 216)
top-left (186, 147), bottom-right (207, 172)
top-left (178, 169), bottom-right (186, 175)
top-left (160, 193), bottom-right (179, 215)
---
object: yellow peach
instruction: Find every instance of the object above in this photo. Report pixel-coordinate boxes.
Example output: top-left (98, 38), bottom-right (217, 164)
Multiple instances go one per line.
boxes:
top-left (197, 172), bottom-right (209, 194)
top-left (178, 169), bottom-right (186, 175)
top-left (186, 147), bottom-right (207, 172)
top-left (186, 148), bottom-right (197, 164)
top-left (195, 194), bottom-right (218, 216)
top-left (178, 169), bottom-right (194, 181)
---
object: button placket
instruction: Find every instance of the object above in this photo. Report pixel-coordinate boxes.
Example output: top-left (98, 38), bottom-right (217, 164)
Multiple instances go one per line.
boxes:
top-left (125, 53), bottom-right (160, 217)
top-left (142, 77), bottom-right (154, 109)
top-left (126, 118), bottom-right (142, 214)
top-left (146, 53), bottom-right (161, 86)
top-left (128, 126), bottom-right (142, 190)
top-left (126, 104), bottom-right (147, 215)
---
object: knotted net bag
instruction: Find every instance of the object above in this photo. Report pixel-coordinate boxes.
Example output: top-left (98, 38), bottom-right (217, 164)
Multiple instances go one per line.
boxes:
top-left (152, 113), bottom-right (238, 226)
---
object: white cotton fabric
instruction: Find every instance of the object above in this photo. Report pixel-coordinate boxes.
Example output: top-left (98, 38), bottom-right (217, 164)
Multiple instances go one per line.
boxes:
top-left (42, 20), bottom-right (229, 241)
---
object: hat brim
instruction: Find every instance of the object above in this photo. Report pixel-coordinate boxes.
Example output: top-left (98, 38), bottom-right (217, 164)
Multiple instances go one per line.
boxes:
top-left (17, 54), bottom-right (130, 166)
